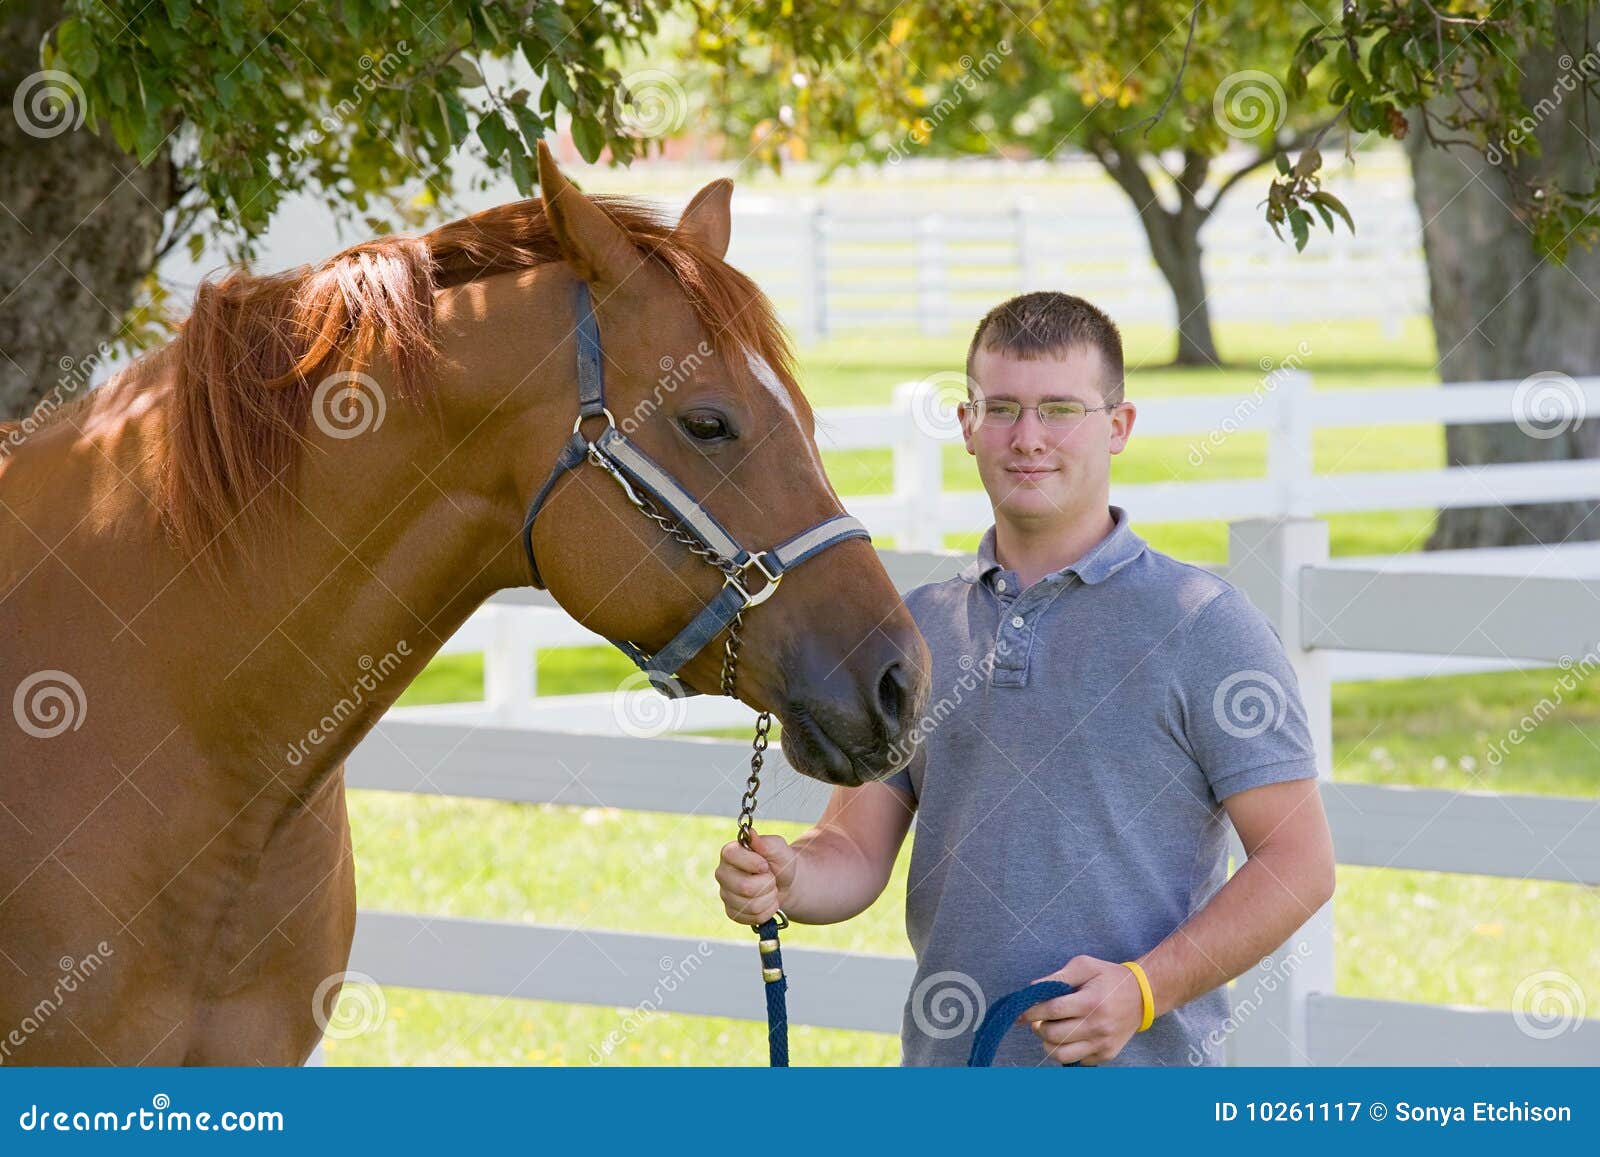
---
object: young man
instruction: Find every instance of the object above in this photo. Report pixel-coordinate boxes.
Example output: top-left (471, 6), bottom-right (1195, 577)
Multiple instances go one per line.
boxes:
top-left (717, 292), bottom-right (1335, 1066)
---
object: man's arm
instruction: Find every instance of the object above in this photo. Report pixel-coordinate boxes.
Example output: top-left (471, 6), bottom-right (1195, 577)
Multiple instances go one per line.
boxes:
top-left (1135, 776), bottom-right (1335, 1018)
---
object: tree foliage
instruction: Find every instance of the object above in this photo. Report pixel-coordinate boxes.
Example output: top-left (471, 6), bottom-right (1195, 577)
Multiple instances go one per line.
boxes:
top-left (40, 0), bottom-right (664, 260)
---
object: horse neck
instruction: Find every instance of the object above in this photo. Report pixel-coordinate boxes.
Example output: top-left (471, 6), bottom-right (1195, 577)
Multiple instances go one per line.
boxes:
top-left (178, 349), bottom-right (555, 800)
top-left (2, 291), bottom-right (564, 806)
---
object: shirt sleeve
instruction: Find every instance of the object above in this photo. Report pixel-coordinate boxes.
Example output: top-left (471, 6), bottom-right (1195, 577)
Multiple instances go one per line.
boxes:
top-left (881, 747), bottom-right (919, 805)
top-left (1170, 585), bottom-right (1321, 801)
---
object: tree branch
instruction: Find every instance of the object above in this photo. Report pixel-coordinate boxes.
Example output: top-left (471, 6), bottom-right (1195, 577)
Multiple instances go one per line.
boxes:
top-left (1116, 0), bottom-right (1202, 140)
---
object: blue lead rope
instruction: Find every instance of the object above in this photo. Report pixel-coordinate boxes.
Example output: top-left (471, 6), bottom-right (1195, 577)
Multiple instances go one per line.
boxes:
top-left (754, 916), bottom-right (789, 1067)
top-left (965, 979), bottom-right (1078, 1067)
top-left (755, 963), bottom-right (1075, 1067)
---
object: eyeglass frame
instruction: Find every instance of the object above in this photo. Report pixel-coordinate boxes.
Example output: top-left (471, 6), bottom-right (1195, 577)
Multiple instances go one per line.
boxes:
top-left (958, 397), bottom-right (1124, 428)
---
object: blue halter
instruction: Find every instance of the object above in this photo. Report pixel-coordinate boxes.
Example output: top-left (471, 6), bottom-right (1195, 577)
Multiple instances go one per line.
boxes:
top-left (521, 280), bottom-right (872, 699)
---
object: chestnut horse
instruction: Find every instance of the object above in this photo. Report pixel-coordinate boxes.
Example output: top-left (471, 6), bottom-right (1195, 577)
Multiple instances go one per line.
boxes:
top-left (0, 142), bottom-right (930, 1065)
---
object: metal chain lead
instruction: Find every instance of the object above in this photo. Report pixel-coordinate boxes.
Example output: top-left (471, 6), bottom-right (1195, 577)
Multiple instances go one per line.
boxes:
top-left (597, 458), bottom-right (782, 922)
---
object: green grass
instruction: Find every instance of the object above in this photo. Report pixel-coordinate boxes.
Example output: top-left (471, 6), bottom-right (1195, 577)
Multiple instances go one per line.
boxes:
top-left (328, 319), bottom-right (1598, 1066)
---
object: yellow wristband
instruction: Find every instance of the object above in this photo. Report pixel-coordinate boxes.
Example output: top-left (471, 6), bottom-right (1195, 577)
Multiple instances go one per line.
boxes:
top-left (1122, 961), bottom-right (1155, 1031)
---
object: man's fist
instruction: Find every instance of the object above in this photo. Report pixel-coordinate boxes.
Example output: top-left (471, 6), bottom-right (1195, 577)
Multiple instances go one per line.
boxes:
top-left (715, 832), bottom-right (798, 925)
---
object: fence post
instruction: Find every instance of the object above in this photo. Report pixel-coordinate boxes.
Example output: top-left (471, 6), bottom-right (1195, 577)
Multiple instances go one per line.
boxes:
top-left (1265, 369), bottom-right (1315, 518)
top-left (1013, 198), bottom-right (1040, 292)
top-left (809, 205), bottom-right (829, 340)
top-left (483, 605), bottom-right (537, 722)
top-left (1222, 516), bottom-right (1334, 1066)
top-left (915, 214), bottom-right (947, 336)
top-left (795, 200), bottom-right (822, 344)
top-left (892, 380), bottom-right (945, 551)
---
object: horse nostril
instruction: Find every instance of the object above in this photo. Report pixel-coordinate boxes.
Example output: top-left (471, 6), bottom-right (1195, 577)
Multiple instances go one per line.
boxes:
top-left (876, 660), bottom-right (908, 733)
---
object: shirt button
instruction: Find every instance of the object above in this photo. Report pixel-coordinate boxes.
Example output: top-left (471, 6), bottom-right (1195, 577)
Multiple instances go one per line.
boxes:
top-left (995, 579), bottom-right (1006, 593)
top-left (1011, 615), bottom-right (1025, 628)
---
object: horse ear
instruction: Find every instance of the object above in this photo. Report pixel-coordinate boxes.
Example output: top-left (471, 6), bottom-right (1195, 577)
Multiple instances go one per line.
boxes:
top-left (673, 178), bottom-right (733, 260)
top-left (535, 139), bottom-right (645, 290)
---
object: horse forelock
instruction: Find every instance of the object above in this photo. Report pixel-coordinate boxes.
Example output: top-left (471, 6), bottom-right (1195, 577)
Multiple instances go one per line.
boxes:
top-left (160, 193), bottom-right (797, 559)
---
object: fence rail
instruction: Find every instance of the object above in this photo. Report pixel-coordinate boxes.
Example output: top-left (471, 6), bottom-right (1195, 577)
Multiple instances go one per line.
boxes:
top-left (832, 374), bottom-right (1600, 550)
top-left (347, 518), bottom-right (1600, 1066)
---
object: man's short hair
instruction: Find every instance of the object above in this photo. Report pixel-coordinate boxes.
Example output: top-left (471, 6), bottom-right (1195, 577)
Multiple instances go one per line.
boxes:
top-left (965, 291), bottom-right (1125, 405)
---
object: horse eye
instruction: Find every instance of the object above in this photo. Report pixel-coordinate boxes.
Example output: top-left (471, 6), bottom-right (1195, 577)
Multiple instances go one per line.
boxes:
top-left (680, 412), bottom-right (733, 442)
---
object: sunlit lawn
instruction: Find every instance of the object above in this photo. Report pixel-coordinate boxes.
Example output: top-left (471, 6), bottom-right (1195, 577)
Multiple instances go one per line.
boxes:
top-left (327, 318), bottom-right (1598, 1066)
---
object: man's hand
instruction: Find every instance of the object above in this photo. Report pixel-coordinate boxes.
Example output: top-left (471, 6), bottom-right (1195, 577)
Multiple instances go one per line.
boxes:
top-left (1020, 955), bottom-right (1146, 1066)
top-left (714, 831), bottom-right (798, 925)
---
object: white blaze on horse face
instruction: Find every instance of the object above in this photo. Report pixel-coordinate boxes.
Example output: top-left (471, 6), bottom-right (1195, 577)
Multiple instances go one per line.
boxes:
top-left (745, 351), bottom-right (829, 482)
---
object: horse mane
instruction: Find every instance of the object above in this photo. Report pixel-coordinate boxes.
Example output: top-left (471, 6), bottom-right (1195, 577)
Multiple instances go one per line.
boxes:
top-left (162, 194), bottom-right (799, 556)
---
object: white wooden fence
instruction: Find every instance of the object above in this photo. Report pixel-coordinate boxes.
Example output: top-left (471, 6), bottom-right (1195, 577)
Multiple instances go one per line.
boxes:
top-left (842, 373), bottom-right (1600, 552)
top-left (379, 375), bottom-right (1600, 725)
top-left (721, 156), bottom-right (1428, 341)
top-left (345, 515), bottom-right (1600, 1066)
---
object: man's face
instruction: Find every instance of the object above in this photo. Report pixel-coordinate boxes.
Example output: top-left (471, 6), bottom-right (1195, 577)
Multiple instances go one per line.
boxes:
top-left (959, 345), bottom-right (1135, 526)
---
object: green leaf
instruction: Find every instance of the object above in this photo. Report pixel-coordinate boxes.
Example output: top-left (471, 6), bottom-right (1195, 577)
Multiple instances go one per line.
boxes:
top-left (55, 19), bottom-right (100, 78)
top-left (570, 113), bottom-right (604, 163)
top-left (476, 112), bottom-right (513, 160)
top-left (163, 0), bottom-right (192, 29)
top-left (440, 91), bottom-right (469, 146)
top-left (1285, 64), bottom-right (1306, 101)
top-left (509, 145), bottom-right (534, 195)
top-left (1308, 190), bottom-right (1355, 234)
top-left (510, 103), bottom-right (545, 154)
top-left (1274, 151), bottom-right (1290, 176)
top-left (1289, 207), bottom-right (1310, 252)
top-left (543, 64), bottom-right (576, 111)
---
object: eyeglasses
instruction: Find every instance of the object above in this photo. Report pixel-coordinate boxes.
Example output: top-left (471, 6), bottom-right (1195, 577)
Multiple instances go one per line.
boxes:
top-left (961, 399), bottom-right (1120, 427)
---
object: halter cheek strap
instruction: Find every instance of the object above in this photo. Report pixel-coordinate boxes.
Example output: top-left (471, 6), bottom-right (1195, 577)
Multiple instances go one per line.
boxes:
top-left (520, 280), bottom-right (871, 699)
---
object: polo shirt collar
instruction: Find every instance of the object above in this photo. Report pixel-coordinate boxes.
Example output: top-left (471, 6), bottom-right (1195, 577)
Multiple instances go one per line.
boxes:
top-left (960, 504), bottom-right (1145, 589)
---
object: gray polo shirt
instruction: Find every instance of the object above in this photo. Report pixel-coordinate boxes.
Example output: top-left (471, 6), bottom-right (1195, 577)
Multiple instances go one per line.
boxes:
top-left (884, 504), bottom-right (1319, 1066)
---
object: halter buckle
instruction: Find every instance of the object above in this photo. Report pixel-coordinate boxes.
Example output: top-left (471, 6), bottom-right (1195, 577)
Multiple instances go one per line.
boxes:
top-left (728, 551), bottom-right (783, 607)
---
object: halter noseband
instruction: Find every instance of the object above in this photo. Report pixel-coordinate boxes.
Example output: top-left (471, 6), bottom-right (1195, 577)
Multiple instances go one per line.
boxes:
top-left (520, 280), bottom-right (871, 700)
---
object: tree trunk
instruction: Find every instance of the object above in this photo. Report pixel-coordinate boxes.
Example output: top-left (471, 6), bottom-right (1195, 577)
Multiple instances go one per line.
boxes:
top-left (1, 0), bottom-right (176, 422)
top-left (1141, 205), bottom-right (1219, 366)
top-left (1407, 3), bottom-right (1600, 550)
top-left (1092, 144), bottom-right (1221, 367)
